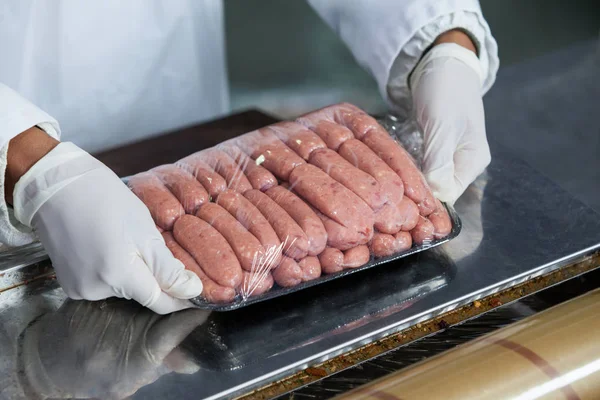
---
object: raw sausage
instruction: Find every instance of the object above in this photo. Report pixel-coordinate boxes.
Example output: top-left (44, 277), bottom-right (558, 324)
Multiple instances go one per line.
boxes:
top-left (162, 232), bottom-right (236, 303)
top-left (240, 270), bottom-right (274, 297)
top-left (272, 257), bottom-right (303, 287)
top-left (235, 129), bottom-right (305, 180)
top-left (397, 197), bottom-right (420, 231)
top-left (128, 172), bottom-right (184, 231)
top-left (297, 118), bottom-right (354, 151)
top-left (373, 202), bottom-right (404, 234)
top-left (195, 148), bottom-right (253, 193)
top-left (338, 139), bottom-right (404, 204)
top-left (319, 247), bottom-right (344, 274)
top-left (151, 164), bottom-right (209, 214)
top-left (196, 203), bottom-right (267, 272)
top-left (411, 216), bottom-right (435, 246)
top-left (268, 121), bottom-right (327, 160)
top-left (215, 190), bottom-right (282, 261)
top-left (343, 245), bottom-right (370, 269)
top-left (429, 199), bottom-right (452, 239)
top-left (176, 155), bottom-right (228, 198)
top-left (362, 129), bottom-right (436, 215)
top-left (298, 256), bottom-right (322, 282)
top-left (317, 210), bottom-right (370, 250)
top-left (334, 103), bottom-right (381, 140)
top-left (173, 215), bottom-right (243, 288)
top-left (288, 164), bottom-right (374, 240)
top-left (219, 144), bottom-right (278, 191)
top-left (244, 189), bottom-right (309, 260)
top-left (370, 231), bottom-right (412, 258)
top-left (265, 186), bottom-right (327, 256)
top-left (309, 148), bottom-right (386, 211)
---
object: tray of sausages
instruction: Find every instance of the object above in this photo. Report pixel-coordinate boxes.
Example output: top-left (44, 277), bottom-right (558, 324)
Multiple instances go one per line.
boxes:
top-left (125, 103), bottom-right (461, 311)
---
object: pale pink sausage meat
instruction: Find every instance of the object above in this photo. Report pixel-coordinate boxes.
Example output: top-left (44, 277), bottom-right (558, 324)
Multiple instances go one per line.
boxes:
top-left (268, 121), bottom-right (327, 160)
top-left (288, 164), bottom-right (374, 239)
top-left (151, 164), bottom-right (208, 214)
top-left (343, 245), bottom-right (370, 269)
top-left (240, 271), bottom-right (274, 297)
top-left (299, 256), bottom-right (322, 281)
top-left (128, 172), bottom-right (184, 231)
top-left (197, 203), bottom-right (267, 272)
top-left (216, 190), bottom-right (282, 260)
top-left (272, 257), bottom-right (303, 287)
top-left (176, 155), bottom-right (228, 198)
top-left (309, 148), bottom-right (386, 211)
top-left (265, 186), bottom-right (327, 256)
top-left (411, 216), bottom-right (435, 246)
top-left (195, 148), bottom-right (253, 193)
top-left (173, 215), bottom-right (243, 288)
top-left (319, 247), bottom-right (344, 274)
top-left (362, 129), bottom-right (436, 215)
top-left (235, 129), bottom-right (305, 180)
top-left (397, 197), bottom-right (420, 231)
top-left (429, 199), bottom-right (452, 239)
top-left (219, 145), bottom-right (278, 191)
top-left (244, 189), bottom-right (309, 260)
top-left (162, 232), bottom-right (236, 303)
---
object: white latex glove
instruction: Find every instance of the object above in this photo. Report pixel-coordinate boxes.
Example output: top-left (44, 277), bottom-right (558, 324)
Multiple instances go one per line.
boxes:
top-left (13, 142), bottom-right (203, 314)
top-left (411, 43), bottom-right (491, 205)
top-left (18, 299), bottom-right (209, 399)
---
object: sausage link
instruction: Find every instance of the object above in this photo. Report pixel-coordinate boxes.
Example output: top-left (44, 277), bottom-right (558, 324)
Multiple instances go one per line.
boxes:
top-left (128, 172), bottom-right (184, 231)
top-left (288, 164), bottom-right (374, 239)
top-left (299, 256), bottom-right (322, 282)
top-left (197, 203), bottom-right (267, 272)
top-left (244, 189), bottom-right (309, 260)
top-left (268, 121), bottom-right (327, 160)
top-left (235, 129), bottom-right (305, 180)
top-left (397, 197), bottom-right (420, 231)
top-left (219, 144), bottom-right (278, 191)
top-left (309, 148), bottom-right (386, 211)
top-left (370, 231), bottom-right (412, 258)
top-left (316, 210), bottom-right (370, 250)
top-left (176, 155), bottom-right (228, 198)
top-left (240, 271), bottom-right (274, 297)
top-left (265, 186), bottom-right (327, 256)
top-left (394, 231), bottom-right (413, 251)
top-left (215, 190), bottom-right (282, 262)
top-left (151, 164), bottom-right (209, 214)
top-left (335, 105), bottom-right (381, 140)
top-left (173, 215), bottom-right (243, 288)
top-left (162, 232), bottom-right (236, 303)
top-left (411, 216), bottom-right (435, 246)
top-left (362, 129), bottom-right (435, 215)
top-left (338, 139), bottom-right (404, 204)
top-left (319, 247), bottom-right (344, 274)
top-left (272, 257), bottom-right (303, 287)
top-left (297, 119), bottom-right (353, 151)
top-left (343, 245), bottom-right (370, 269)
top-left (429, 199), bottom-right (452, 239)
top-left (194, 148), bottom-right (253, 193)
top-left (373, 202), bottom-right (404, 234)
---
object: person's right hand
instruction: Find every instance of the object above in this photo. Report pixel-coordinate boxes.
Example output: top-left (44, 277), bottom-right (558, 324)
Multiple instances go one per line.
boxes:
top-left (9, 128), bottom-right (202, 314)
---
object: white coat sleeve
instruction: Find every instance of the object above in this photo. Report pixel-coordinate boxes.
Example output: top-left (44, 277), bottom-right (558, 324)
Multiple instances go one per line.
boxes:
top-left (0, 83), bottom-right (61, 246)
top-left (306, 0), bottom-right (499, 118)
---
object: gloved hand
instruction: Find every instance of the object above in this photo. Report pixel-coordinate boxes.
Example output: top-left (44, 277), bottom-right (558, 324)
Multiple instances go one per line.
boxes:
top-left (18, 299), bottom-right (209, 399)
top-left (12, 142), bottom-right (203, 314)
top-left (410, 42), bottom-right (491, 205)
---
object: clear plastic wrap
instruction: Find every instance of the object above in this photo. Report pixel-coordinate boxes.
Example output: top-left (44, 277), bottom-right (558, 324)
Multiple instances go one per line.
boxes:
top-left (125, 103), bottom-right (461, 310)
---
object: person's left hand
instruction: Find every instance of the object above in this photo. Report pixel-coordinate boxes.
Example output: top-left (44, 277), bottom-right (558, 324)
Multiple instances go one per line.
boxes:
top-left (18, 299), bottom-right (209, 399)
top-left (410, 36), bottom-right (491, 205)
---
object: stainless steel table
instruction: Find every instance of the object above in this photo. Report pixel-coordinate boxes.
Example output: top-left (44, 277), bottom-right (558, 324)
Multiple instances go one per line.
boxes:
top-left (1, 42), bottom-right (600, 400)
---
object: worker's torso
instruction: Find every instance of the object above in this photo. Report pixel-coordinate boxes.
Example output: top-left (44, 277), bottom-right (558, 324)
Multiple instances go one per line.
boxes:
top-left (0, 0), bottom-right (228, 152)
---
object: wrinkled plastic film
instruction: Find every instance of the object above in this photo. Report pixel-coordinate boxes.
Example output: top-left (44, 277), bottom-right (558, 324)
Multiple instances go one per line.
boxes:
top-left (126, 102), bottom-right (459, 309)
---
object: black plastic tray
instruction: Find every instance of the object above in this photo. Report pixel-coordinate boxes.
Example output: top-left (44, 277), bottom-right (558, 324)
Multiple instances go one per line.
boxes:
top-left (190, 203), bottom-right (462, 311)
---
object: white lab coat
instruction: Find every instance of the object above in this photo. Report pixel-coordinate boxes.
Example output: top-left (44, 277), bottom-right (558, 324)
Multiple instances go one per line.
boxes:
top-left (0, 0), bottom-right (498, 245)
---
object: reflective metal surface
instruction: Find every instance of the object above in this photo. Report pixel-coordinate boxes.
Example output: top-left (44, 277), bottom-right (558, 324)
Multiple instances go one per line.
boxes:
top-left (1, 133), bottom-right (599, 399)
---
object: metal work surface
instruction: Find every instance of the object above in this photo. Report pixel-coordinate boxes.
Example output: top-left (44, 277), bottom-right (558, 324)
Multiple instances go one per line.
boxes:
top-left (1, 132), bottom-right (599, 399)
